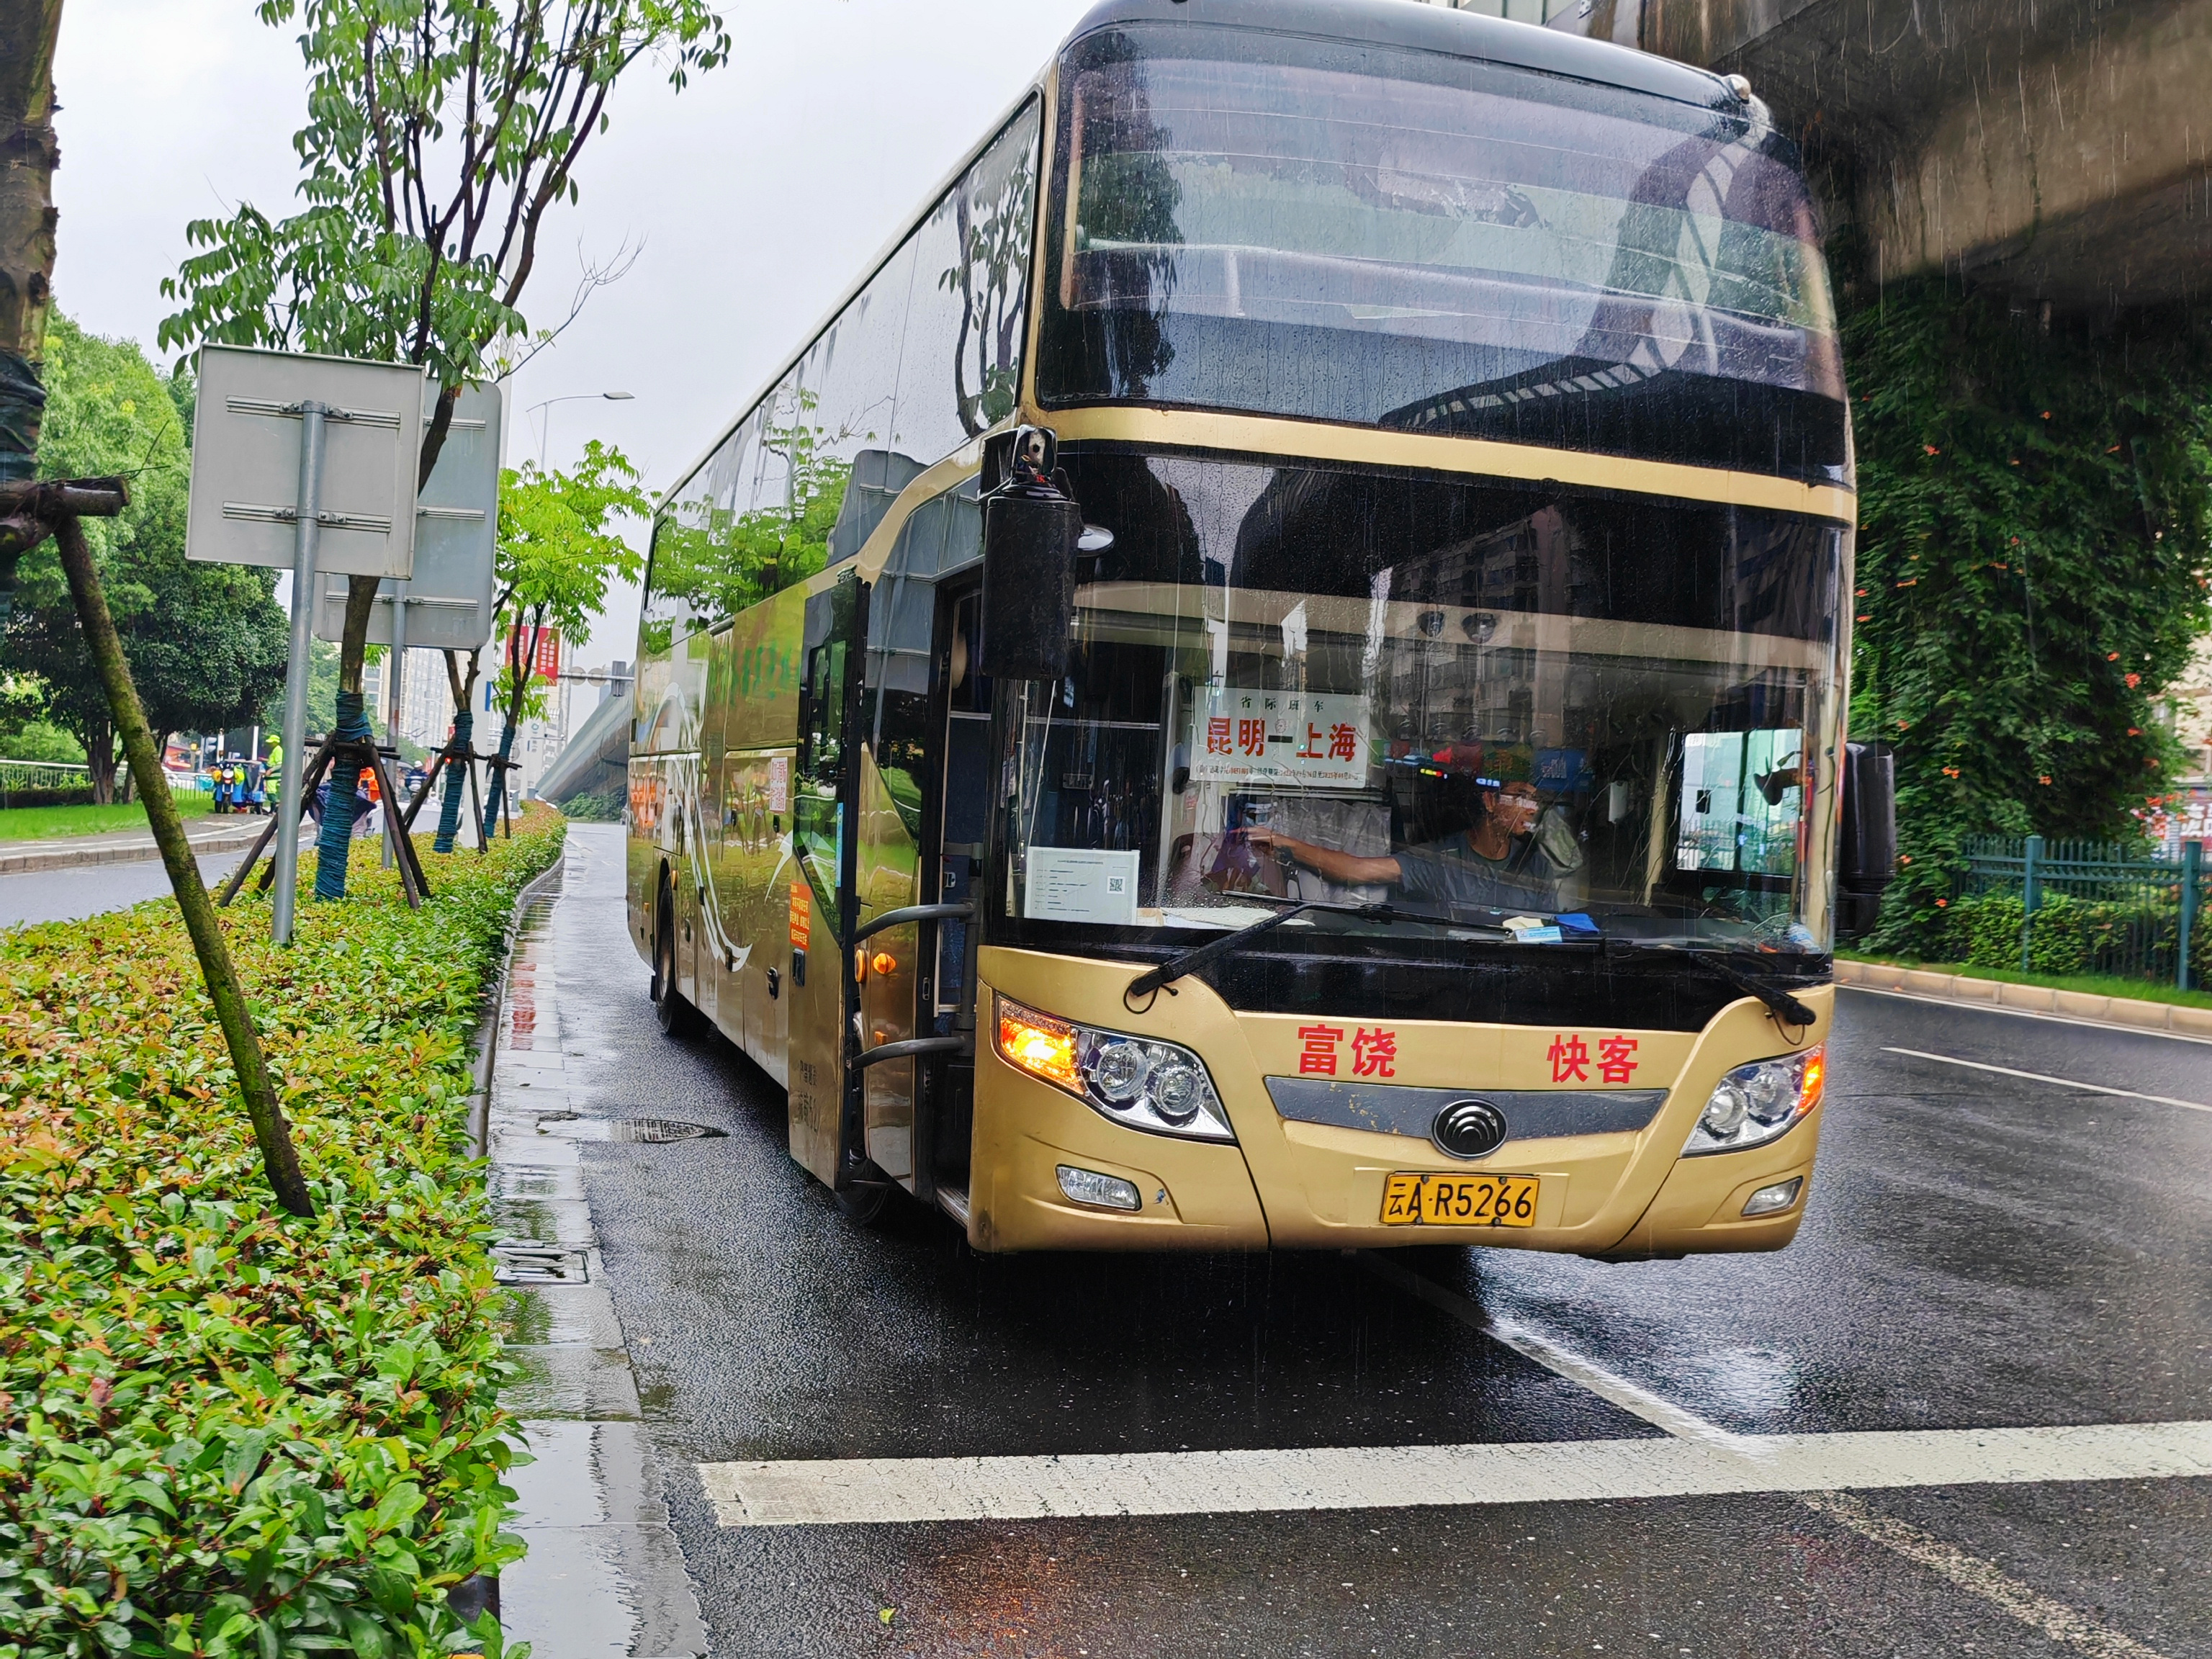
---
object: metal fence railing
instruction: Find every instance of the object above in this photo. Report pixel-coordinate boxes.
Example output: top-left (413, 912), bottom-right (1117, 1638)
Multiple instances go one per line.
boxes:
top-left (0, 757), bottom-right (92, 807)
top-left (1956, 834), bottom-right (2206, 990)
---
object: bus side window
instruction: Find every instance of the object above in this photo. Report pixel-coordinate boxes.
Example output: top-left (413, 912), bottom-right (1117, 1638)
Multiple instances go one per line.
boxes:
top-left (797, 638), bottom-right (847, 896)
top-left (896, 100), bottom-right (1040, 458)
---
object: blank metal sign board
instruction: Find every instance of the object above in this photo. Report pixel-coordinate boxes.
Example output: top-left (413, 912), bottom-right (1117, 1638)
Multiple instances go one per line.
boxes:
top-left (315, 382), bottom-right (503, 650)
top-left (186, 343), bottom-right (426, 579)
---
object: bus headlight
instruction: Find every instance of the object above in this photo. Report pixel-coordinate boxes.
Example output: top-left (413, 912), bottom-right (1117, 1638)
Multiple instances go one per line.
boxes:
top-left (1683, 1045), bottom-right (1824, 1155)
top-left (994, 995), bottom-right (1236, 1142)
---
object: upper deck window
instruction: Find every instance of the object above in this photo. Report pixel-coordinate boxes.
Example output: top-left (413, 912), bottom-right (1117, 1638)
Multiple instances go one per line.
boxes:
top-left (1036, 26), bottom-right (1848, 484)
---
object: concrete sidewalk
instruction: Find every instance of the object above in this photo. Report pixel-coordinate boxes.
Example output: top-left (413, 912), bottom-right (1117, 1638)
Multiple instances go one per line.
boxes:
top-left (0, 812), bottom-right (289, 876)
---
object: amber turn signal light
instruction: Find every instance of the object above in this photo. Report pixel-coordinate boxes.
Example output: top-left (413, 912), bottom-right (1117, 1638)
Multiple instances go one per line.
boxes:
top-left (871, 951), bottom-right (898, 978)
top-left (996, 996), bottom-right (1081, 1092)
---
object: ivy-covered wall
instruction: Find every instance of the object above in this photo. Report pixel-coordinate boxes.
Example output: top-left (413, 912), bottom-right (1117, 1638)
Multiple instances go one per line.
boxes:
top-left (1842, 282), bottom-right (2212, 953)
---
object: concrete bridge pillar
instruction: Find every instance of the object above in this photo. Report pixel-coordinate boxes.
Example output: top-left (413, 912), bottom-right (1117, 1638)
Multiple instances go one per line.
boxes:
top-left (1542, 0), bottom-right (2212, 309)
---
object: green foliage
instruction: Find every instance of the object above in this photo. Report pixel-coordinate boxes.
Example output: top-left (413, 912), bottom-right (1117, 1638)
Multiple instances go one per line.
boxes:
top-left (1914, 888), bottom-right (2211, 986)
top-left (1845, 282), bottom-right (2212, 952)
top-left (489, 441), bottom-right (647, 720)
top-left (261, 639), bottom-right (341, 750)
top-left (156, 1), bottom-right (728, 421)
top-left (642, 396), bottom-right (853, 655)
top-left (0, 317), bottom-right (287, 799)
top-left (0, 720), bottom-right (85, 765)
top-left (0, 809), bottom-right (565, 1659)
top-left (552, 785), bottom-right (622, 822)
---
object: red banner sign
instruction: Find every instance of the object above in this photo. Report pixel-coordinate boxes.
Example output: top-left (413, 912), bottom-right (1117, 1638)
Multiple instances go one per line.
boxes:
top-left (505, 626), bottom-right (561, 683)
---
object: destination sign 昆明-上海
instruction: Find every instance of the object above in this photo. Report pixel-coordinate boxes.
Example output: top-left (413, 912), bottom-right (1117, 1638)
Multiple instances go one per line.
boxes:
top-left (1190, 688), bottom-right (1371, 789)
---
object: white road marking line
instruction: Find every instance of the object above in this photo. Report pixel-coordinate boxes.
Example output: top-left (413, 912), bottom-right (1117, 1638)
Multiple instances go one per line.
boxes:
top-left (1359, 1259), bottom-right (2178, 1659)
top-left (697, 1421), bottom-right (2212, 1529)
top-left (1840, 984), bottom-right (2212, 1047)
top-left (1882, 1046), bottom-right (2212, 1112)
top-left (1803, 1492), bottom-right (2166, 1659)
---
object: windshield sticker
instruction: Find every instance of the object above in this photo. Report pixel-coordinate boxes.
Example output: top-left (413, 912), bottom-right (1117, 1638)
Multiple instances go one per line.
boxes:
top-left (1190, 688), bottom-right (1371, 788)
top-left (1025, 848), bottom-right (1141, 925)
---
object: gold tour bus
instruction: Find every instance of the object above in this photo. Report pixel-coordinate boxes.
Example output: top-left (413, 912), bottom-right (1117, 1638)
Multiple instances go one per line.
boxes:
top-left (626, 0), bottom-right (1895, 1257)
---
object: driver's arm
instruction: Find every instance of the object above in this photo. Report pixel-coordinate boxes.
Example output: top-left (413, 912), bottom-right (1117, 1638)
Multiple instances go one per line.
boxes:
top-left (1246, 829), bottom-right (1402, 887)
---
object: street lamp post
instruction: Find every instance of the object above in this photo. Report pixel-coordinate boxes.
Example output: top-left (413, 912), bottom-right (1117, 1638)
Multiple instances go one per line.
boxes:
top-left (526, 390), bottom-right (634, 469)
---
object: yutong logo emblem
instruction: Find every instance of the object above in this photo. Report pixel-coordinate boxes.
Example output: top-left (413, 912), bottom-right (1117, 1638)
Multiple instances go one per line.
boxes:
top-left (1431, 1099), bottom-right (1509, 1159)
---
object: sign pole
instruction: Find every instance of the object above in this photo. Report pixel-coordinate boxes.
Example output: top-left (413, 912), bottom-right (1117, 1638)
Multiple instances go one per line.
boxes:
top-left (382, 579), bottom-right (408, 868)
top-left (272, 400), bottom-right (328, 945)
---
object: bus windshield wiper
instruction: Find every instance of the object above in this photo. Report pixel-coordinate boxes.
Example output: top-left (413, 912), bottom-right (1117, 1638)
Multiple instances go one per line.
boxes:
top-left (1611, 940), bottom-right (1819, 1028)
top-left (1128, 895), bottom-right (1427, 999)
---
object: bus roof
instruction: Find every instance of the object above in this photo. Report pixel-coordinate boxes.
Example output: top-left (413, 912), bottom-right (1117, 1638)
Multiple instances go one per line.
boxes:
top-left (654, 0), bottom-right (1745, 524)
top-left (1061, 0), bottom-right (1742, 112)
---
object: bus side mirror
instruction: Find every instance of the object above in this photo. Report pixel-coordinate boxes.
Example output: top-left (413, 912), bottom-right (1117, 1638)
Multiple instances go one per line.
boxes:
top-left (979, 425), bottom-right (1082, 682)
top-left (1837, 741), bottom-right (1897, 940)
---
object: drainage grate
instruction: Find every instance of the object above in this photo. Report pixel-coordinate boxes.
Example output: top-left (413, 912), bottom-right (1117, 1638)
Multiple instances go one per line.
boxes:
top-left (533, 1112), bottom-right (727, 1143)
top-left (491, 1239), bottom-right (588, 1285)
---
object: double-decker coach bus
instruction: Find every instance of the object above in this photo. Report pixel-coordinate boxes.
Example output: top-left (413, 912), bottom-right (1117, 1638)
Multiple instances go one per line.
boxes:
top-left (629, 0), bottom-right (1887, 1256)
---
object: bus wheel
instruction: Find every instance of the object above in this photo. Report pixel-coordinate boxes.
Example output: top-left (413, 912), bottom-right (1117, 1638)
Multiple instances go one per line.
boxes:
top-left (833, 1168), bottom-right (894, 1226)
top-left (652, 880), bottom-right (697, 1039)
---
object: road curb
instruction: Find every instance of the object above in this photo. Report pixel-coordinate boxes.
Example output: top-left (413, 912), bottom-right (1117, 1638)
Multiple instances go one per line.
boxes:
top-left (1835, 956), bottom-right (2212, 1038)
top-left (0, 818), bottom-right (279, 876)
top-left (468, 848), bottom-right (569, 1158)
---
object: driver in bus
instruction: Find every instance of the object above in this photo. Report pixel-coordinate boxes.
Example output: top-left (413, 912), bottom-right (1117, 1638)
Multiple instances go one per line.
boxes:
top-left (1245, 774), bottom-right (1561, 913)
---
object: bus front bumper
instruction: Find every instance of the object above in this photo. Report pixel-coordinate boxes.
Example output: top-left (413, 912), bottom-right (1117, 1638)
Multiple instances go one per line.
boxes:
top-left (968, 950), bottom-right (1830, 1256)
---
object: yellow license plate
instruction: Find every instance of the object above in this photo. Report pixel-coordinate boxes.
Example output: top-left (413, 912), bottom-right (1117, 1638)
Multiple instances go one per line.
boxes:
top-left (1381, 1171), bottom-right (1540, 1228)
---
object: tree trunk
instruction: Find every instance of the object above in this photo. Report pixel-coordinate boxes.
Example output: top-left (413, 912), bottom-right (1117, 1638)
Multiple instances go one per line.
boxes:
top-left (482, 618), bottom-right (539, 840)
top-left (0, 0), bottom-right (63, 593)
top-left (54, 509), bottom-right (313, 1215)
top-left (83, 711), bottom-right (114, 802)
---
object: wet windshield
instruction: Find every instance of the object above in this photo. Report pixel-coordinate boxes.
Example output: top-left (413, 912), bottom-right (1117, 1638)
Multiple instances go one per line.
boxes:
top-left (999, 453), bottom-right (1846, 955)
top-left (1038, 24), bottom-right (1846, 482)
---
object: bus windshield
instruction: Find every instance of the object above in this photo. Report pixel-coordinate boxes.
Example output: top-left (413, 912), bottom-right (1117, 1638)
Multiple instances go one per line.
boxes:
top-left (1038, 24), bottom-right (1847, 482)
top-left (999, 454), bottom-right (1845, 956)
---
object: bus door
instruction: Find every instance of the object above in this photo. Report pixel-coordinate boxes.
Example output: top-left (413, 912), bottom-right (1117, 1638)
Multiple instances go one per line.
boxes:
top-left (850, 490), bottom-right (988, 1214)
top-left (787, 568), bottom-right (868, 1189)
top-left (918, 581), bottom-right (990, 1202)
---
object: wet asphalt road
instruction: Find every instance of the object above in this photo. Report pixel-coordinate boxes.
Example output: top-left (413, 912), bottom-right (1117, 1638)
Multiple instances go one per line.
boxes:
top-left (538, 825), bottom-right (2212, 1658)
top-left (0, 846), bottom-right (264, 928)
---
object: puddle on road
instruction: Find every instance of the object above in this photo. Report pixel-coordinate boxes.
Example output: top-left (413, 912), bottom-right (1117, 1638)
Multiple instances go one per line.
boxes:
top-left (531, 1112), bottom-right (726, 1143)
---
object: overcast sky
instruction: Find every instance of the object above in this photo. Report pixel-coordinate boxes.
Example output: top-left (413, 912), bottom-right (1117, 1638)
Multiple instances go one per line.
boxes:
top-left (51, 0), bottom-right (1099, 662)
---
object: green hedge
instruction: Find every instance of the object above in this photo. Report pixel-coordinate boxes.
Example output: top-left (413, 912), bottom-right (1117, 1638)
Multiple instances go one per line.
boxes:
top-left (1930, 889), bottom-right (2212, 984)
top-left (549, 787), bottom-right (621, 824)
top-left (0, 810), bottom-right (565, 1659)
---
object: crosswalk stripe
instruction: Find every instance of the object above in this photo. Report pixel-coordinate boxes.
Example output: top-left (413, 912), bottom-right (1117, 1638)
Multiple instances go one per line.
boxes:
top-left (696, 1419), bottom-right (2212, 1528)
top-left (1354, 1255), bottom-right (2177, 1659)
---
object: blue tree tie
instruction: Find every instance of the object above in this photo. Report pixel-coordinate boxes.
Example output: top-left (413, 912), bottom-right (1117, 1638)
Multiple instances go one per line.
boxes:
top-left (482, 717), bottom-right (516, 842)
top-left (433, 708), bottom-right (474, 854)
top-left (313, 690), bottom-right (374, 901)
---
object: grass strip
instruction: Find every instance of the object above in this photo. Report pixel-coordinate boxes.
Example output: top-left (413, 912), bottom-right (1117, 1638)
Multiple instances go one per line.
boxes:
top-left (0, 807), bottom-right (565, 1659)
top-left (0, 796), bottom-right (215, 843)
top-left (1837, 950), bottom-right (2212, 1012)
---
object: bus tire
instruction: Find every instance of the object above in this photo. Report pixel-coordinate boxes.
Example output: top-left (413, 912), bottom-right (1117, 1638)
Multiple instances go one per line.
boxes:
top-left (652, 877), bottom-right (698, 1040)
top-left (833, 1168), bottom-right (895, 1226)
